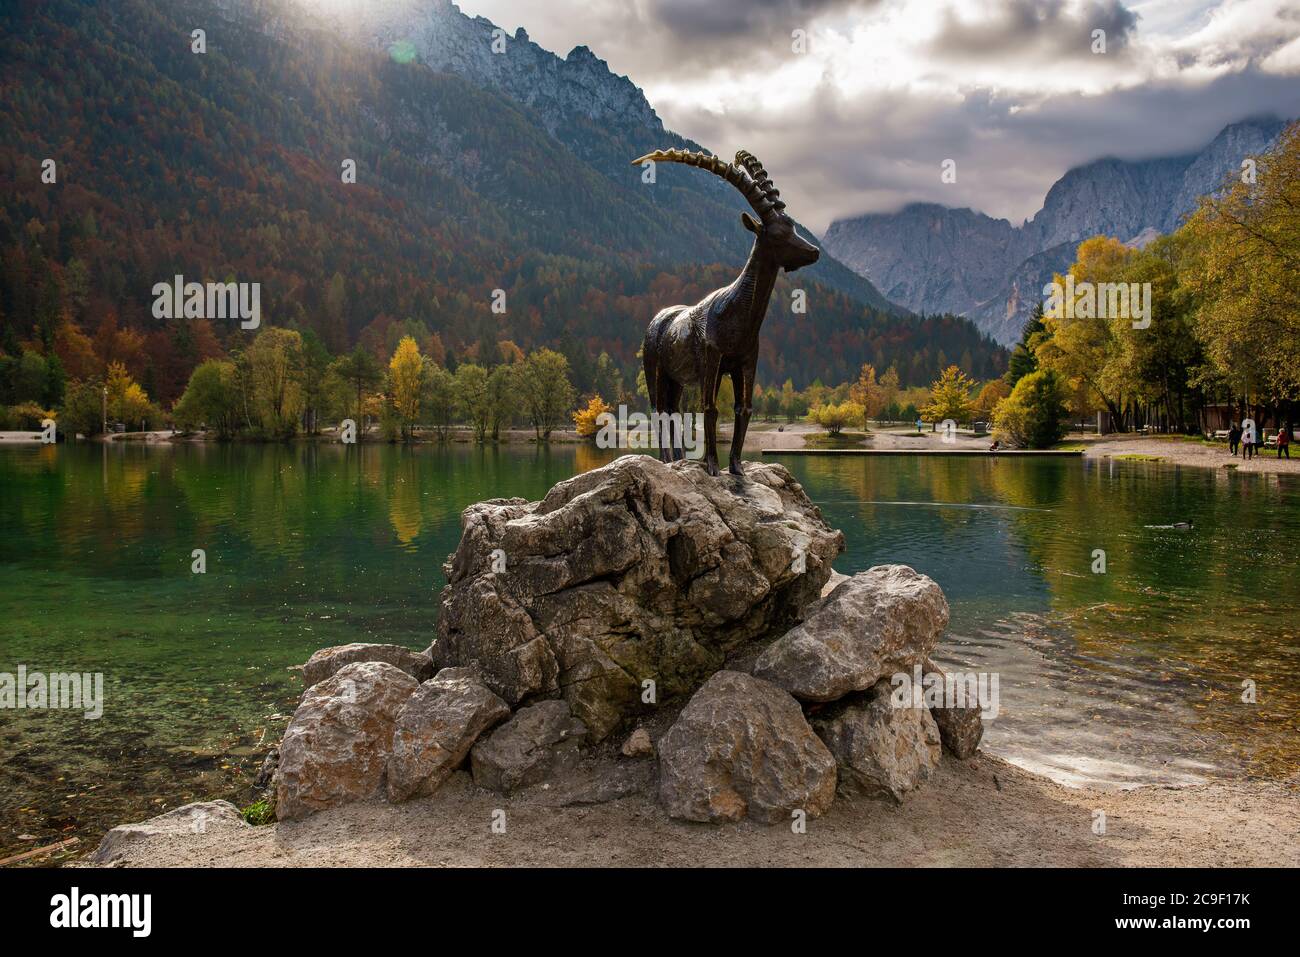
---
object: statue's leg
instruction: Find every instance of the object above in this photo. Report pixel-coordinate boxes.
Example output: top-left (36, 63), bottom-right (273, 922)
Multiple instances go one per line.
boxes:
top-left (666, 381), bottom-right (686, 461)
top-left (728, 366), bottom-right (754, 476)
top-left (700, 354), bottom-right (722, 476)
top-left (653, 378), bottom-right (674, 463)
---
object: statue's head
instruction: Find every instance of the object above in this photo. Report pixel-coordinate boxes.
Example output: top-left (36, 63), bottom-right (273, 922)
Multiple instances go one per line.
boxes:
top-left (630, 147), bottom-right (820, 272)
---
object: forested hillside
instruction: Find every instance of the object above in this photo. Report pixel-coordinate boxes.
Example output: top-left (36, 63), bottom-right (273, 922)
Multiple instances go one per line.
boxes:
top-left (0, 0), bottom-right (1006, 409)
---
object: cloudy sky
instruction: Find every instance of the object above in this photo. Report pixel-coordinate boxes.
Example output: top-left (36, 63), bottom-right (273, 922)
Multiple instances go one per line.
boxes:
top-left (453, 0), bottom-right (1300, 233)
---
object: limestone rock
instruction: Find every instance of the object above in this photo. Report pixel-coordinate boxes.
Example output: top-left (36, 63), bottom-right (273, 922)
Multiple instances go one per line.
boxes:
top-left (753, 565), bottom-right (948, 702)
top-left (276, 661), bottom-right (418, 820)
top-left (621, 727), bottom-right (654, 758)
top-left (819, 569), bottom-right (850, 597)
top-left (657, 671), bottom-right (836, 824)
top-left (810, 679), bottom-right (941, 802)
top-left (386, 668), bottom-right (511, 802)
top-left (435, 455), bottom-right (843, 741)
top-left (93, 801), bottom-right (246, 864)
top-left (922, 658), bottom-right (984, 759)
top-left (302, 642), bottom-right (434, 690)
top-left (470, 700), bottom-right (588, 793)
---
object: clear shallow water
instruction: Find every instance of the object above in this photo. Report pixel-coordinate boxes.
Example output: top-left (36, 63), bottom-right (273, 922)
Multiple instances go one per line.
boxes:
top-left (1, 442), bottom-right (1297, 857)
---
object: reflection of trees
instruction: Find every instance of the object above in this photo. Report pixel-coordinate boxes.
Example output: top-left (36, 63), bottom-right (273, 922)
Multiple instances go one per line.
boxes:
top-left (999, 460), bottom-right (1299, 778)
top-left (386, 451), bottom-right (423, 545)
top-left (783, 454), bottom-right (1299, 778)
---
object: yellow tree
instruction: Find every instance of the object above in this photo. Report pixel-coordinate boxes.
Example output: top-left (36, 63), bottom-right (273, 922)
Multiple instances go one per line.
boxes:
top-left (807, 400), bottom-right (864, 435)
top-left (921, 365), bottom-right (976, 425)
top-left (247, 328), bottom-right (306, 437)
top-left (849, 364), bottom-right (887, 427)
top-left (573, 395), bottom-right (613, 438)
top-left (389, 335), bottom-right (424, 441)
top-left (104, 361), bottom-right (154, 428)
top-left (974, 379), bottom-right (1011, 420)
top-left (1181, 121), bottom-right (1300, 405)
top-left (1035, 236), bottom-right (1134, 424)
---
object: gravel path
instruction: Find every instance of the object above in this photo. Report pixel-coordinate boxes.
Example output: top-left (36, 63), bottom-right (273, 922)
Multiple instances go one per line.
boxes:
top-left (82, 755), bottom-right (1299, 868)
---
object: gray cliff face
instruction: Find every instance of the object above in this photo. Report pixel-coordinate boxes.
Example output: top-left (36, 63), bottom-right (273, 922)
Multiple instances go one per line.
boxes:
top-left (331, 0), bottom-right (662, 134)
top-left (824, 117), bottom-right (1288, 344)
top-left (824, 204), bottom-right (1019, 320)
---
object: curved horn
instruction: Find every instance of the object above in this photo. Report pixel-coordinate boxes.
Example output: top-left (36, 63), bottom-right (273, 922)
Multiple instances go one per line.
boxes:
top-left (734, 150), bottom-right (786, 215)
top-left (631, 147), bottom-right (779, 221)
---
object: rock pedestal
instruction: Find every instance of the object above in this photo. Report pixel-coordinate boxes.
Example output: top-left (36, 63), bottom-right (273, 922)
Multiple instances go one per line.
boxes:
top-left (243, 457), bottom-right (984, 830)
top-left (432, 455), bottom-right (843, 740)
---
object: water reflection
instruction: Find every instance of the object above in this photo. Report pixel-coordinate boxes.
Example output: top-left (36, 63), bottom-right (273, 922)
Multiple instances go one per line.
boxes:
top-left (0, 444), bottom-right (1296, 859)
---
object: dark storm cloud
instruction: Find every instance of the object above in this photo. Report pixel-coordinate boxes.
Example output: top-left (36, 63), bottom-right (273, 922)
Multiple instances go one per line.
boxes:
top-left (928, 0), bottom-right (1140, 62)
top-left (646, 0), bottom-right (868, 40)
top-left (634, 0), bottom-right (880, 67)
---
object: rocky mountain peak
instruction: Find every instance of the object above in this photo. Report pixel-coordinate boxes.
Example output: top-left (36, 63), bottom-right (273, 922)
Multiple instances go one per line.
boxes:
top-left (824, 116), bottom-right (1290, 344)
top-left (305, 0), bottom-right (663, 134)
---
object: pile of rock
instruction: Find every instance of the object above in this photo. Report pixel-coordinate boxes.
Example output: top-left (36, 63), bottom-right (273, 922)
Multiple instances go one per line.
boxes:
top-left (261, 455), bottom-right (982, 825)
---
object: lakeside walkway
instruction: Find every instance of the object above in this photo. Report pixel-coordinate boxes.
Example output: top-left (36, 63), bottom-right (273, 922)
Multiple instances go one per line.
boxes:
top-left (763, 448), bottom-right (1082, 456)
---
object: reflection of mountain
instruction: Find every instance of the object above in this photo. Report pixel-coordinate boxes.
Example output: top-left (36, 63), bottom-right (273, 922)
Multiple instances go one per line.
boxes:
top-left (825, 118), bottom-right (1290, 344)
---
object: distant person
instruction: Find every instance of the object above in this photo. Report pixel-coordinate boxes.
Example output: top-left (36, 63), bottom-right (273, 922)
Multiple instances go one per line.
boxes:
top-left (915, 417), bottom-right (923, 433)
top-left (1278, 424), bottom-right (1291, 459)
top-left (1243, 428), bottom-right (1256, 460)
top-left (1228, 423), bottom-right (1241, 456)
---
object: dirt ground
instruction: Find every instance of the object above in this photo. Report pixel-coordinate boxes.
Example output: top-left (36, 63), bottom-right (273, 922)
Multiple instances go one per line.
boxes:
top-left (1080, 434), bottom-right (1300, 474)
top-left (83, 755), bottom-right (1299, 868)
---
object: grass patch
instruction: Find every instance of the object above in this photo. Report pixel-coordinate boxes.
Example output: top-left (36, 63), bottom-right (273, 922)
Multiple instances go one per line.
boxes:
top-left (1113, 453), bottom-right (1166, 462)
top-left (241, 797), bottom-right (275, 826)
top-left (802, 431), bottom-right (868, 449)
top-left (1054, 442), bottom-right (1088, 451)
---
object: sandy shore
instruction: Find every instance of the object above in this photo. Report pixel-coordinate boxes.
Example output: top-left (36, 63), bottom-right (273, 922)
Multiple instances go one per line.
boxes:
top-left (1080, 434), bottom-right (1300, 474)
top-left (83, 755), bottom-right (1298, 868)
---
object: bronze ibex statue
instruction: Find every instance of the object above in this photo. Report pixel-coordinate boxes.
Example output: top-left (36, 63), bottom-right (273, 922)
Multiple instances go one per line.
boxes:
top-left (633, 148), bottom-right (819, 476)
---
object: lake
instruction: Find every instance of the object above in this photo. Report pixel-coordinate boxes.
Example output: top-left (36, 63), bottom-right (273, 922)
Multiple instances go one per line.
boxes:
top-left (2, 441), bottom-right (1298, 858)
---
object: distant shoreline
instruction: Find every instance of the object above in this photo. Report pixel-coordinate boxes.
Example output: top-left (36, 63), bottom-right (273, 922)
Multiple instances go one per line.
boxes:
top-left (7, 427), bottom-right (1298, 476)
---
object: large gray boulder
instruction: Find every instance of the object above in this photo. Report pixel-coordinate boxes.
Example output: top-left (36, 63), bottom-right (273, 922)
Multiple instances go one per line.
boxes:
top-left (753, 565), bottom-right (948, 702)
top-left (93, 801), bottom-right (246, 864)
top-left (386, 668), bottom-right (511, 802)
top-left (302, 642), bottom-right (434, 690)
top-left (276, 661), bottom-right (418, 820)
top-left (433, 455), bottom-right (844, 740)
top-left (810, 679), bottom-right (941, 802)
top-left (921, 658), bottom-right (984, 759)
top-left (657, 671), bottom-right (837, 824)
top-left (470, 699), bottom-right (589, 794)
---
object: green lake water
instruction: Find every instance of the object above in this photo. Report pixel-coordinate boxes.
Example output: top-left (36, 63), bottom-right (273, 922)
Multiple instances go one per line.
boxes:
top-left (1, 441), bottom-right (1298, 858)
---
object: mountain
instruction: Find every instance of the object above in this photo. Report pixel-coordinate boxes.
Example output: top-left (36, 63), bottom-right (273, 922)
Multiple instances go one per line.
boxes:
top-left (2, 0), bottom-right (1008, 403)
top-left (823, 117), bottom-right (1289, 345)
top-left (282, 0), bottom-right (903, 312)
